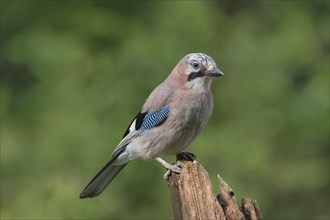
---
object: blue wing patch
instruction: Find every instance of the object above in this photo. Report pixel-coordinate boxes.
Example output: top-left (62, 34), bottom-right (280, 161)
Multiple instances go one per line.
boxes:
top-left (122, 105), bottom-right (170, 139)
top-left (141, 106), bottom-right (170, 130)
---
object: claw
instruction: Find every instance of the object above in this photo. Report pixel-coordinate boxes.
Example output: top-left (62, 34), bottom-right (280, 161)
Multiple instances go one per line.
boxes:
top-left (154, 157), bottom-right (182, 184)
top-left (176, 151), bottom-right (196, 162)
top-left (163, 163), bottom-right (181, 184)
top-left (163, 170), bottom-right (172, 184)
top-left (154, 157), bottom-right (182, 172)
top-left (169, 163), bottom-right (182, 173)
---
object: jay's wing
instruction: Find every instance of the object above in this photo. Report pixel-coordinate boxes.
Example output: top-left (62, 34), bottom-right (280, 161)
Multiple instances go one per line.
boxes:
top-left (80, 105), bottom-right (170, 198)
top-left (123, 105), bottom-right (170, 138)
top-left (112, 105), bottom-right (170, 155)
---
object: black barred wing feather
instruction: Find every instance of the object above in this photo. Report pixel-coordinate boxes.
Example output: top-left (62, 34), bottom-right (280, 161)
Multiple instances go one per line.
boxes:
top-left (122, 106), bottom-right (170, 139)
top-left (141, 106), bottom-right (170, 130)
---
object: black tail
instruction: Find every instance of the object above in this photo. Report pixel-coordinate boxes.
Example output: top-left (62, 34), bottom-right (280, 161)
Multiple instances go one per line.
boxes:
top-left (80, 161), bottom-right (128, 199)
top-left (80, 146), bottom-right (128, 199)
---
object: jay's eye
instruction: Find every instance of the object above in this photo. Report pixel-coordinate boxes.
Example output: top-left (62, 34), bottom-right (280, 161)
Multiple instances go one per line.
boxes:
top-left (191, 62), bottom-right (200, 70)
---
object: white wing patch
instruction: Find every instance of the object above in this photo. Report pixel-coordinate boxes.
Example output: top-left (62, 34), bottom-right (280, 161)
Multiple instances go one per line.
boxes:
top-left (128, 119), bottom-right (136, 134)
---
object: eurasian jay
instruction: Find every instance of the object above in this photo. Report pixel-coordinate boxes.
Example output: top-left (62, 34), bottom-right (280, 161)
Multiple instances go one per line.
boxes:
top-left (80, 53), bottom-right (223, 198)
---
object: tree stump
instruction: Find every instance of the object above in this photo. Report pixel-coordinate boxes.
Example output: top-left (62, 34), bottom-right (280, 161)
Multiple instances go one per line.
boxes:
top-left (167, 160), bottom-right (263, 220)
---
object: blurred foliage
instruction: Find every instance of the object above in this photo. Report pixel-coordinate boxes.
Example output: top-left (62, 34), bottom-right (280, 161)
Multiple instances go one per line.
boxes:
top-left (0, 1), bottom-right (329, 219)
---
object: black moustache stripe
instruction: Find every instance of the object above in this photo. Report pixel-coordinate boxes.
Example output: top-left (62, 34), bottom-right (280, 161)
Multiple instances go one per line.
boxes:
top-left (188, 71), bottom-right (205, 81)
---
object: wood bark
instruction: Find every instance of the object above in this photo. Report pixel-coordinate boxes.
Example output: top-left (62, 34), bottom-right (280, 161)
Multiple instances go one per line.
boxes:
top-left (168, 160), bottom-right (263, 220)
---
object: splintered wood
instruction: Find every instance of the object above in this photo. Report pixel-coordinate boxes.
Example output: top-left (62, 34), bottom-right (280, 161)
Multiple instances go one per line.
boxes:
top-left (168, 160), bottom-right (263, 220)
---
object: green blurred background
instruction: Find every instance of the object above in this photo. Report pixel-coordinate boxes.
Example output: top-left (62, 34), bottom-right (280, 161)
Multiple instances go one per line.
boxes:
top-left (1, 1), bottom-right (329, 219)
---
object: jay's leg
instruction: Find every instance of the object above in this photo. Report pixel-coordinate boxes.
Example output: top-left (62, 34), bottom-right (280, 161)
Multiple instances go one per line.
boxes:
top-left (155, 153), bottom-right (196, 183)
top-left (154, 157), bottom-right (182, 173)
top-left (154, 157), bottom-right (183, 184)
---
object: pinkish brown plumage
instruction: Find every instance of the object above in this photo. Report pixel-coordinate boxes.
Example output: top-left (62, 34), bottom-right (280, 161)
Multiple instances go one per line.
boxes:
top-left (80, 53), bottom-right (223, 198)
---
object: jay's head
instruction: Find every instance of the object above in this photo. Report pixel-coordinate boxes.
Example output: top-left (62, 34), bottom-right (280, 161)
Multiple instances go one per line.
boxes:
top-left (171, 53), bottom-right (223, 90)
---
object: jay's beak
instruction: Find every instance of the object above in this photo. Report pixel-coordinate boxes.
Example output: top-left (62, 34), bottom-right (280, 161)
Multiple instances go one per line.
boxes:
top-left (207, 68), bottom-right (224, 77)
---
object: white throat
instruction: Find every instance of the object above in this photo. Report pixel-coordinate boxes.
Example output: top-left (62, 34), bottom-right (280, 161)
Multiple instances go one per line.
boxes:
top-left (187, 77), bottom-right (212, 91)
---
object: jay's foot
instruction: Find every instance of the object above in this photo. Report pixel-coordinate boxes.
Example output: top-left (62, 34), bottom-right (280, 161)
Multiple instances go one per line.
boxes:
top-left (154, 157), bottom-right (182, 173)
top-left (163, 162), bottom-right (181, 183)
top-left (154, 157), bottom-right (182, 184)
top-left (176, 151), bottom-right (196, 162)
